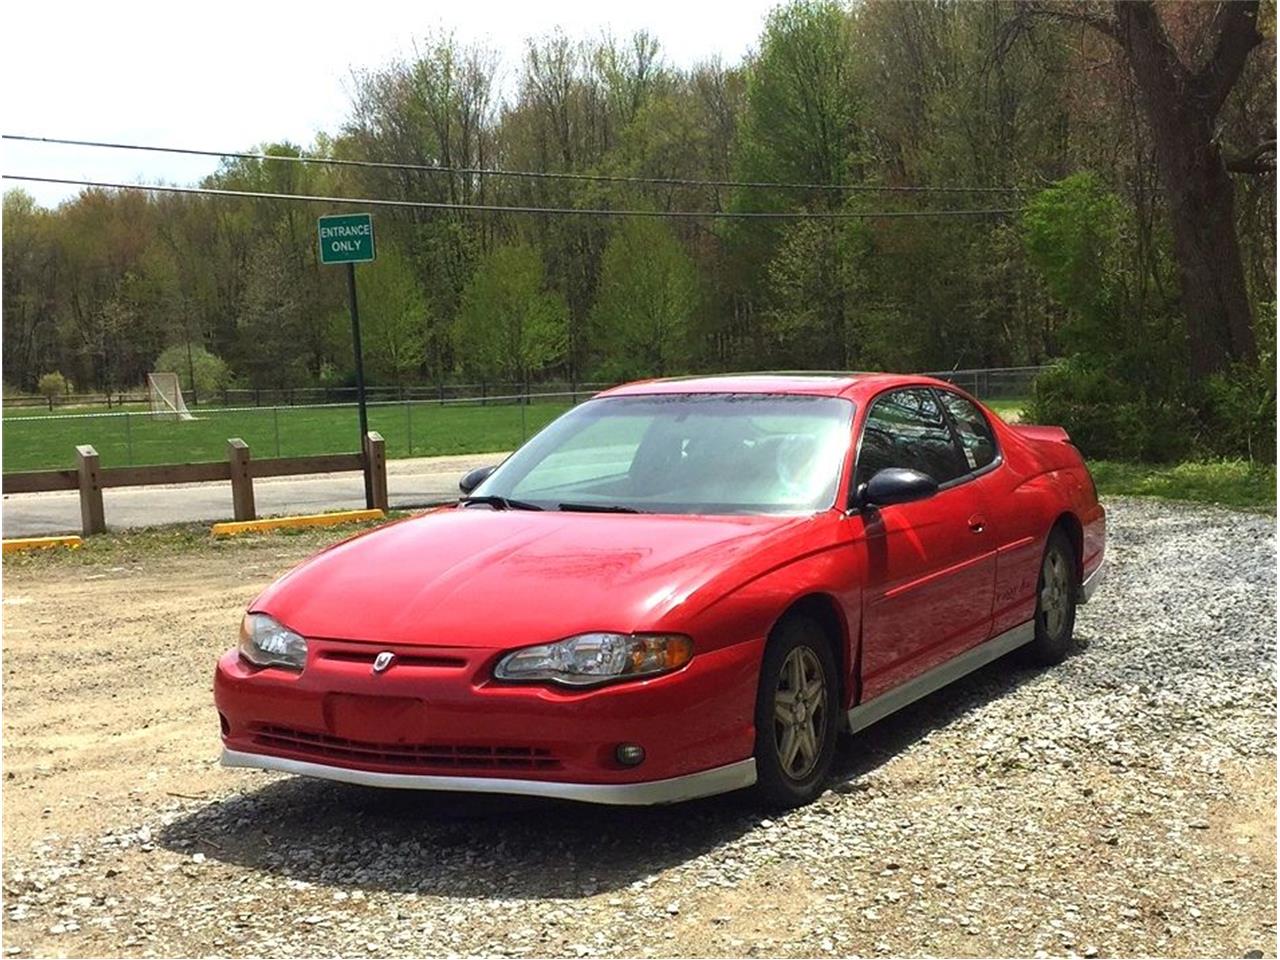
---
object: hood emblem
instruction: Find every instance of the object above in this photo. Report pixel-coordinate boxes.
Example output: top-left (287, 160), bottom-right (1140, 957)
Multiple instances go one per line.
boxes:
top-left (372, 651), bottom-right (396, 675)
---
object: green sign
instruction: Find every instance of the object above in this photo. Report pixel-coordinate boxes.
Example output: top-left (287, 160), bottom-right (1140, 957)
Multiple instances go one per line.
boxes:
top-left (318, 213), bottom-right (375, 264)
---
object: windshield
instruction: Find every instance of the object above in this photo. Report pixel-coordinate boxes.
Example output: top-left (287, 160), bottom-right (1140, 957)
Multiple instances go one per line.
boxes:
top-left (472, 393), bottom-right (855, 515)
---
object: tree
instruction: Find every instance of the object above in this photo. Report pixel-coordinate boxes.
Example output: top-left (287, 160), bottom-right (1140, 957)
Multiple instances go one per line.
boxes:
top-left (728, 0), bottom-right (868, 369)
top-left (456, 243), bottom-right (567, 382)
top-left (236, 247), bottom-right (311, 389)
top-left (154, 343), bottom-right (230, 397)
top-left (3, 190), bottom-right (58, 391)
top-left (38, 372), bottom-right (68, 401)
top-left (1029, 1), bottom-right (1268, 377)
top-left (350, 244), bottom-right (429, 385)
top-left (592, 220), bottom-right (699, 378)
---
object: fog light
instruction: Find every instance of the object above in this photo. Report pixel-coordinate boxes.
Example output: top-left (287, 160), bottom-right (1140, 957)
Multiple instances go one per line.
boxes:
top-left (615, 743), bottom-right (645, 766)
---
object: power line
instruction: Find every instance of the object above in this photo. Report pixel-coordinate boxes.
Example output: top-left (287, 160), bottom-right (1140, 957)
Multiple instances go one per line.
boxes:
top-left (2, 175), bottom-right (1024, 220)
top-left (3, 133), bottom-right (1023, 195)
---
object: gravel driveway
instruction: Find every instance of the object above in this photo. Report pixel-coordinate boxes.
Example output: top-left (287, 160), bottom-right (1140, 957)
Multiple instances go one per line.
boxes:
top-left (2, 497), bottom-right (1274, 957)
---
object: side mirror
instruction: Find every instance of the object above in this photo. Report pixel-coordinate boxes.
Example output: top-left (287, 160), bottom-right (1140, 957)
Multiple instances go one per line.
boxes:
top-left (459, 464), bottom-right (498, 495)
top-left (855, 467), bottom-right (938, 509)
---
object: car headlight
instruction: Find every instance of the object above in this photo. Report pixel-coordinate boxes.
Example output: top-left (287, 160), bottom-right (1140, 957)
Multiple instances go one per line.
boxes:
top-left (239, 613), bottom-right (308, 670)
top-left (493, 632), bottom-right (693, 687)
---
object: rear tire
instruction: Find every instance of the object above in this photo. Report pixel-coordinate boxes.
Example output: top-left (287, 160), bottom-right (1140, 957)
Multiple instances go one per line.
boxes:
top-left (1023, 527), bottom-right (1078, 666)
top-left (753, 616), bottom-right (838, 808)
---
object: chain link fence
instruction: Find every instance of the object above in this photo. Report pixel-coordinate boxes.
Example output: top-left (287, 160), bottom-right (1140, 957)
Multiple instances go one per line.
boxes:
top-left (3, 367), bottom-right (1046, 472)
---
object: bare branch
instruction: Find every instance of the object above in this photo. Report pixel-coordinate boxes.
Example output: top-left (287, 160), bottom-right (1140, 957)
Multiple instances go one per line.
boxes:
top-left (1019, 1), bottom-right (1120, 42)
top-left (1225, 138), bottom-right (1276, 175)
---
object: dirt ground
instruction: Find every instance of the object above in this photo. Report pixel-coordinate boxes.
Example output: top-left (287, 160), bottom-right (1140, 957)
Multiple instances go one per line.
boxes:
top-left (1, 505), bottom-right (1276, 958)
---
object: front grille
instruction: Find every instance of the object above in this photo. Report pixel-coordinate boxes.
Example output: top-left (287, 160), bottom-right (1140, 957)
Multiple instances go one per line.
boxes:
top-left (251, 724), bottom-right (560, 771)
top-left (317, 650), bottom-right (468, 669)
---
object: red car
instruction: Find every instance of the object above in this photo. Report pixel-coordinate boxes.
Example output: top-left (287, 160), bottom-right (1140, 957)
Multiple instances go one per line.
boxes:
top-left (216, 374), bottom-right (1104, 807)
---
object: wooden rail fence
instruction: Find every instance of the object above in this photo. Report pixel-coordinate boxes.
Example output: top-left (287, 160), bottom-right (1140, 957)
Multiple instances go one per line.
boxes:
top-left (3, 432), bottom-right (389, 537)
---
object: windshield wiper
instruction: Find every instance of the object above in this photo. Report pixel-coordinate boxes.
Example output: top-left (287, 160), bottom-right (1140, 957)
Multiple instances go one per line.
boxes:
top-left (557, 502), bottom-right (647, 514)
top-left (458, 495), bottom-right (544, 511)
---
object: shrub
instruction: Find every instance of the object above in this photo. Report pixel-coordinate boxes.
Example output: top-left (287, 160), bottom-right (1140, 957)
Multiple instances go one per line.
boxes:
top-left (1025, 357), bottom-right (1193, 462)
top-left (153, 344), bottom-right (230, 398)
top-left (37, 371), bottom-right (69, 401)
top-left (1198, 303), bottom-right (1277, 462)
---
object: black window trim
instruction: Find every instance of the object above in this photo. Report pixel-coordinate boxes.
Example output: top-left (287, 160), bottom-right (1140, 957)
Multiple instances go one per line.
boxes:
top-left (846, 384), bottom-right (1003, 507)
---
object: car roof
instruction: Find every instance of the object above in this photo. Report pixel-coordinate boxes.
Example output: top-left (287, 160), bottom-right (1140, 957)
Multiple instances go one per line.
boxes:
top-left (596, 372), bottom-right (955, 401)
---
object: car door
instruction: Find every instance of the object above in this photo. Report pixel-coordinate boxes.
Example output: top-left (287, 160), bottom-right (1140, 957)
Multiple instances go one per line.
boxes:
top-left (933, 388), bottom-right (1031, 636)
top-left (852, 387), bottom-right (997, 701)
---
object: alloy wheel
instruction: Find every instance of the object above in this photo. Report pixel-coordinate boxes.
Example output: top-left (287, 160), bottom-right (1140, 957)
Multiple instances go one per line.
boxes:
top-left (1039, 547), bottom-right (1071, 640)
top-left (773, 646), bottom-right (828, 781)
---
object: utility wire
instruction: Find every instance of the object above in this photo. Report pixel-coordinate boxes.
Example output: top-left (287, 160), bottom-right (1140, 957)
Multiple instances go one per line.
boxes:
top-left (3, 133), bottom-right (1022, 195)
top-left (2, 175), bottom-right (1024, 220)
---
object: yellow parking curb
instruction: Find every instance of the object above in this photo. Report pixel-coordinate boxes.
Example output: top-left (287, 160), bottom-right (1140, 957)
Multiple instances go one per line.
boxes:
top-left (211, 509), bottom-right (385, 537)
top-left (3, 535), bottom-right (83, 554)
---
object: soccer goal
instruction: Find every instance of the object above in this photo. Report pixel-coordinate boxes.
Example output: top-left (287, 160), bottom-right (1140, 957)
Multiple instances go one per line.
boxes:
top-left (147, 372), bottom-right (196, 421)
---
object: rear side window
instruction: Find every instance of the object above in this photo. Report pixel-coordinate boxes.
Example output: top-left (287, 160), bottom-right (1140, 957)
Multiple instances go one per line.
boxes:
top-left (937, 391), bottom-right (998, 472)
top-left (855, 388), bottom-right (968, 487)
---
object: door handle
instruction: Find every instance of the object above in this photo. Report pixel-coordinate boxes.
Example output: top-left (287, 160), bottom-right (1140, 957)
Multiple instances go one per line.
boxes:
top-left (968, 514), bottom-right (986, 534)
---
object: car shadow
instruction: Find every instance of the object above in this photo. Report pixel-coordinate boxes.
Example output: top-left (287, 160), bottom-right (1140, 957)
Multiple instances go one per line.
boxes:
top-left (158, 636), bottom-right (1085, 900)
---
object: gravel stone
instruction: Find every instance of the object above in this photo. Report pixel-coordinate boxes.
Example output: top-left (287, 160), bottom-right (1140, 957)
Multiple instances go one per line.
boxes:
top-left (1, 497), bottom-right (1274, 957)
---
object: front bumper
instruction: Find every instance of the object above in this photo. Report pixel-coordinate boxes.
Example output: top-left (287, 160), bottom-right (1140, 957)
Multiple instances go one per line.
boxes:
top-left (222, 748), bottom-right (756, 805)
top-left (215, 635), bottom-right (762, 802)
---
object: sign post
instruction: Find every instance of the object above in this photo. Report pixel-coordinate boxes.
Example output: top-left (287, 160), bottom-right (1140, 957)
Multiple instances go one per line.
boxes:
top-left (318, 213), bottom-right (376, 508)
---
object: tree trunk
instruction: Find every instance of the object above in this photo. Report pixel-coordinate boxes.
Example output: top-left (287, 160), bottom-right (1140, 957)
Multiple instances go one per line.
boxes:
top-left (1112, 0), bottom-right (1261, 377)
top-left (1159, 138), bottom-right (1258, 377)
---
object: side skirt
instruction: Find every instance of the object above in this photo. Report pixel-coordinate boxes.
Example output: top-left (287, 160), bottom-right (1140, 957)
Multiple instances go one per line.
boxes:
top-left (845, 620), bottom-right (1034, 734)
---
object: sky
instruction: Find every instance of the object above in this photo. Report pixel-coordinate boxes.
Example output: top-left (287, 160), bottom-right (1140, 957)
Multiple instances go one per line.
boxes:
top-left (2, 0), bottom-right (778, 208)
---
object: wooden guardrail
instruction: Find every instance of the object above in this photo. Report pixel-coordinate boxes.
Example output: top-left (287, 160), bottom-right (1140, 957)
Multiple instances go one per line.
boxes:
top-left (2, 432), bottom-right (388, 537)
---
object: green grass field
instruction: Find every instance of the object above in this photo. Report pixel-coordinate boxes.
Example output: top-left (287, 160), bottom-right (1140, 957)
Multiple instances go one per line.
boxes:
top-left (1091, 459), bottom-right (1275, 511)
top-left (4, 396), bottom-right (1031, 473)
top-left (2, 401), bottom-right (572, 472)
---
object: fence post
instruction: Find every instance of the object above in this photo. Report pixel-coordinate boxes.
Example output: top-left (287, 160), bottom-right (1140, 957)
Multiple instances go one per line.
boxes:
top-left (363, 431), bottom-right (389, 512)
top-left (76, 445), bottom-right (106, 536)
top-left (227, 438), bottom-right (256, 522)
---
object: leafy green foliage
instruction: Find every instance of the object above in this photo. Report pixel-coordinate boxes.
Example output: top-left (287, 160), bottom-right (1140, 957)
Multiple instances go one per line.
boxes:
top-left (344, 243), bottom-right (430, 386)
top-left (592, 220), bottom-right (699, 379)
top-left (153, 344), bottom-right (230, 398)
top-left (1199, 302), bottom-right (1277, 462)
top-left (456, 243), bottom-right (568, 382)
top-left (1021, 174), bottom-right (1125, 323)
top-left (1026, 357), bottom-right (1192, 462)
top-left (37, 372), bottom-right (68, 400)
top-left (1021, 175), bottom-right (1208, 462)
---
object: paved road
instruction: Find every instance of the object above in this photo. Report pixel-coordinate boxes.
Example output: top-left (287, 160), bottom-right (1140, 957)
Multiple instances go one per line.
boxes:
top-left (1, 452), bottom-right (506, 538)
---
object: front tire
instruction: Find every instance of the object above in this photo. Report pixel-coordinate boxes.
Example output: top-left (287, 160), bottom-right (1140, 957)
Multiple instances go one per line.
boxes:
top-left (753, 616), bottom-right (838, 808)
top-left (1023, 527), bottom-right (1078, 666)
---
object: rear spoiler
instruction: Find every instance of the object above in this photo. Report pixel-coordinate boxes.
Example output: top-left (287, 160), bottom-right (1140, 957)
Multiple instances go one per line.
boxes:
top-left (1012, 424), bottom-right (1072, 444)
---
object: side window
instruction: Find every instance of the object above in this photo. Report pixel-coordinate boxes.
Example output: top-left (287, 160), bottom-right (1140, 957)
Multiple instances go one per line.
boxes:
top-left (937, 391), bottom-right (998, 472)
top-left (855, 389), bottom-right (967, 487)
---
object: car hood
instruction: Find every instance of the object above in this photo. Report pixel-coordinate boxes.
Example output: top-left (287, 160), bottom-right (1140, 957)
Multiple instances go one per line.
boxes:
top-left (253, 507), bottom-right (814, 648)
